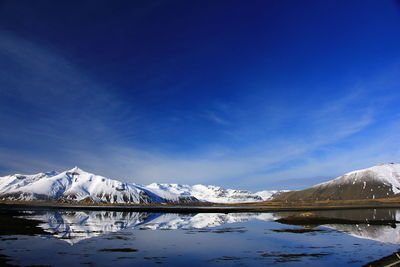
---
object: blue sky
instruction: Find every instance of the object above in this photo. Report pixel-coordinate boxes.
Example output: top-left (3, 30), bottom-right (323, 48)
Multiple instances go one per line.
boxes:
top-left (1, 0), bottom-right (400, 190)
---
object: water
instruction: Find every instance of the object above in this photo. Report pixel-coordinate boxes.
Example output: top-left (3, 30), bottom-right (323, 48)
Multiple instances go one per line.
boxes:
top-left (0, 208), bottom-right (400, 266)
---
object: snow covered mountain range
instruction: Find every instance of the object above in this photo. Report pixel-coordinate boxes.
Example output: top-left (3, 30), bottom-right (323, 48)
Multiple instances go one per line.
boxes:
top-left (273, 163), bottom-right (400, 201)
top-left (0, 167), bottom-right (280, 204)
top-left (2, 163), bottom-right (400, 204)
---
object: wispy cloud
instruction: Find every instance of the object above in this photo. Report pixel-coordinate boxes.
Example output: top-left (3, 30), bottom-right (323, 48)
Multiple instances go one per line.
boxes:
top-left (1, 31), bottom-right (400, 191)
top-left (203, 111), bottom-right (230, 126)
top-left (0, 32), bottom-right (139, 172)
top-left (58, 88), bottom-right (392, 188)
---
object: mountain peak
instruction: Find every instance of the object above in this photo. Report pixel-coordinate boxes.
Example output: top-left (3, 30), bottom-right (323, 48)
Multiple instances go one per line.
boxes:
top-left (345, 163), bottom-right (400, 178)
top-left (0, 168), bottom-right (278, 204)
top-left (67, 166), bottom-right (86, 174)
top-left (369, 162), bottom-right (399, 169)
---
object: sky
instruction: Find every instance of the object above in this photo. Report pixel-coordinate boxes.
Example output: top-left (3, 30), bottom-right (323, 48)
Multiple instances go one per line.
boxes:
top-left (1, 0), bottom-right (400, 191)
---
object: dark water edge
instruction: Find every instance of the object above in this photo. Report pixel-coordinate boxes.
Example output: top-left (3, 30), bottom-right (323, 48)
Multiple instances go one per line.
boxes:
top-left (3, 200), bottom-right (400, 212)
top-left (1, 208), bottom-right (400, 266)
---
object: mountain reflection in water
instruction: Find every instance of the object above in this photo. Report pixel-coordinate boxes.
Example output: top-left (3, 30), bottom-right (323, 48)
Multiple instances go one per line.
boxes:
top-left (18, 211), bottom-right (275, 244)
top-left (14, 208), bottom-right (400, 245)
top-left (2, 208), bottom-right (400, 266)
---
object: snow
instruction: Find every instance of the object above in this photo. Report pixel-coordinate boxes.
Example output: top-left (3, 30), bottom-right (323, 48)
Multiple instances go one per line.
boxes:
top-left (0, 167), bottom-right (277, 204)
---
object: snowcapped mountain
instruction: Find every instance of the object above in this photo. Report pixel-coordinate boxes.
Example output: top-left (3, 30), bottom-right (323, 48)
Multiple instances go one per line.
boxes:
top-left (0, 167), bottom-right (195, 204)
top-left (255, 190), bottom-right (285, 200)
top-left (0, 167), bottom-right (278, 204)
top-left (272, 163), bottom-right (400, 202)
top-left (145, 183), bottom-right (277, 203)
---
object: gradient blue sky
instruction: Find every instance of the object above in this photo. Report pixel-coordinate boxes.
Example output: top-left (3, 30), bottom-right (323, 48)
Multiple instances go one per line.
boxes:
top-left (1, 0), bottom-right (400, 190)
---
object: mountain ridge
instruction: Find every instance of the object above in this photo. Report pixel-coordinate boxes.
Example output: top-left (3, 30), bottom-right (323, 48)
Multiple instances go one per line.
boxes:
top-left (3, 163), bottom-right (400, 204)
top-left (0, 167), bottom-right (280, 204)
top-left (273, 163), bottom-right (400, 202)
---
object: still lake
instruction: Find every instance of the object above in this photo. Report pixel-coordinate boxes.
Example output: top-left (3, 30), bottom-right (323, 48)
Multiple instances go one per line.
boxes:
top-left (0, 208), bottom-right (399, 266)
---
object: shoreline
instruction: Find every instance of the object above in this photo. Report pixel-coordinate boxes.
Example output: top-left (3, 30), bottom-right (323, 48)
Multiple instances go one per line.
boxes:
top-left (3, 201), bottom-right (400, 213)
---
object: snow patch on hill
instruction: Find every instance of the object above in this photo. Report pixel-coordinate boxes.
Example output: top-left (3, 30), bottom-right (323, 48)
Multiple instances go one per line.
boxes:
top-left (314, 163), bottom-right (400, 194)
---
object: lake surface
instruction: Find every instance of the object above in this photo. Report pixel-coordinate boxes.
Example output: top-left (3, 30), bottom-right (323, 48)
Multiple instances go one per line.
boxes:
top-left (1, 208), bottom-right (400, 266)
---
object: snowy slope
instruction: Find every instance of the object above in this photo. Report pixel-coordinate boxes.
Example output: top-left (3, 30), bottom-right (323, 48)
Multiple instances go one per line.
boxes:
top-left (0, 167), bottom-right (277, 204)
top-left (315, 163), bottom-right (400, 193)
top-left (273, 163), bottom-right (400, 201)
